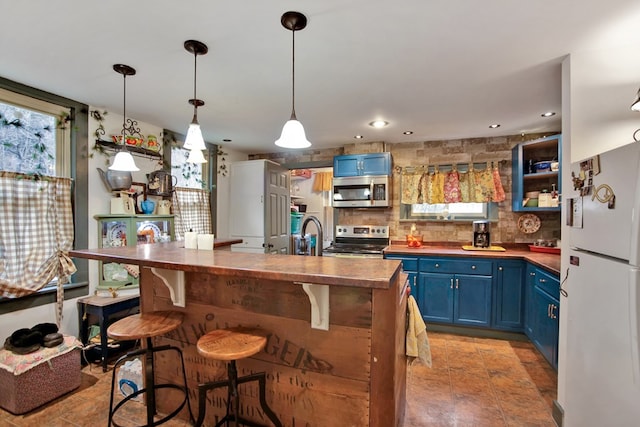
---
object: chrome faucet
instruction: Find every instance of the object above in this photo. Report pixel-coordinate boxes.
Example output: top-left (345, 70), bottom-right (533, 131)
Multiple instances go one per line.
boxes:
top-left (301, 216), bottom-right (323, 256)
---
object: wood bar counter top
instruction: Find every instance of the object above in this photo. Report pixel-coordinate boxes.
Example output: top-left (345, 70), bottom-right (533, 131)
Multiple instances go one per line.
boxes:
top-left (71, 242), bottom-right (407, 427)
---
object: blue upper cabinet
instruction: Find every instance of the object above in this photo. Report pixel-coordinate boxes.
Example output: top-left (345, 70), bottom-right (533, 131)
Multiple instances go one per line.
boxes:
top-left (333, 152), bottom-right (392, 177)
top-left (512, 134), bottom-right (561, 212)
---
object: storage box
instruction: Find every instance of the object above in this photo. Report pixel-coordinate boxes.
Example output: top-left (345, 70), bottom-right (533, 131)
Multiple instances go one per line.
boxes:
top-left (0, 336), bottom-right (81, 414)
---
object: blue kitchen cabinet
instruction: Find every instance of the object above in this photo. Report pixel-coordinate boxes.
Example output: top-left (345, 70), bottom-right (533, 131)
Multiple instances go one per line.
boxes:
top-left (524, 263), bottom-right (537, 337)
top-left (333, 152), bottom-right (392, 177)
top-left (524, 263), bottom-right (560, 369)
top-left (493, 260), bottom-right (526, 331)
top-left (418, 257), bottom-right (493, 327)
top-left (385, 255), bottom-right (418, 300)
top-left (512, 134), bottom-right (562, 212)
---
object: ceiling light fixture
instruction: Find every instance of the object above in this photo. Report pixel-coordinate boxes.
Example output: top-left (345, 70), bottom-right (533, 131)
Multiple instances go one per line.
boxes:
top-left (109, 64), bottom-right (140, 172)
top-left (489, 124), bottom-right (501, 129)
top-left (369, 120), bottom-right (389, 128)
top-left (631, 87), bottom-right (640, 112)
top-left (354, 135), bottom-right (363, 139)
top-left (183, 40), bottom-right (208, 162)
top-left (275, 11), bottom-right (311, 149)
top-left (541, 111), bottom-right (556, 117)
top-left (403, 131), bottom-right (414, 135)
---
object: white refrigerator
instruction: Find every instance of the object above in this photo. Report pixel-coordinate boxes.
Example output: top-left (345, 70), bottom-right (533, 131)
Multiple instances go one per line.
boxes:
top-left (564, 141), bottom-right (640, 426)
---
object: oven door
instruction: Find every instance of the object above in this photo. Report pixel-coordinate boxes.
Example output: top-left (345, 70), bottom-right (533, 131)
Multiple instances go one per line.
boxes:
top-left (322, 251), bottom-right (383, 259)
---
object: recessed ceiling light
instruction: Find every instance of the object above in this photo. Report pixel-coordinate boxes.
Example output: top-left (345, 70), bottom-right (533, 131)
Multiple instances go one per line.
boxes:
top-left (541, 111), bottom-right (556, 117)
top-left (403, 131), bottom-right (413, 135)
top-left (369, 120), bottom-right (389, 128)
top-left (489, 124), bottom-right (501, 129)
top-left (222, 139), bottom-right (232, 142)
top-left (354, 135), bottom-right (364, 139)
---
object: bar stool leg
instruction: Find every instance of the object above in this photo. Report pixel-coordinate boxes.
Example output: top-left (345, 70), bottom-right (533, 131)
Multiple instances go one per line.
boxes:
top-left (144, 338), bottom-right (156, 425)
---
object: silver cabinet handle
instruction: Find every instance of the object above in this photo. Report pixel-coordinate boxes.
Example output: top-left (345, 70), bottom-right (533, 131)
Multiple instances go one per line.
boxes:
top-left (456, 278), bottom-right (459, 289)
top-left (498, 266), bottom-right (503, 271)
top-left (540, 278), bottom-right (547, 283)
top-left (547, 304), bottom-right (551, 317)
top-left (435, 263), bottom-right (440, 268)
top-left (530, 272), bottom-right (536, 276)
top-left (413, 276), bottom-right (416, 287)
top-left (471, 265), bottom-right (476, 270)
top-left (450, 278), bottom-right (454, 289)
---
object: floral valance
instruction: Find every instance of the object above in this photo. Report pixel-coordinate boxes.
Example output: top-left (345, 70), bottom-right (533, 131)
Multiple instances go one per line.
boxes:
top-left (401, 162), bottom-right (506, 205)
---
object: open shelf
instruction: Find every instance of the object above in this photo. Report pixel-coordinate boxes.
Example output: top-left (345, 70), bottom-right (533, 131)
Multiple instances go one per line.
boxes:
top-left (95, 139), bottom-right (162, 160)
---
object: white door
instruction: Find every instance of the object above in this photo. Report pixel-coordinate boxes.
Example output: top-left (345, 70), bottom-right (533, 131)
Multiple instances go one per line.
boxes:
top-left (264, 161), bottom-right (290, 254)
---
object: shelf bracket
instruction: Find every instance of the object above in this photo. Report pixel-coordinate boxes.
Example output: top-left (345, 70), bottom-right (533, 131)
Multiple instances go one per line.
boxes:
top-left (297, 282), bottom-right (330, 331)
top-left (149, 268), bottom-right (185, 307)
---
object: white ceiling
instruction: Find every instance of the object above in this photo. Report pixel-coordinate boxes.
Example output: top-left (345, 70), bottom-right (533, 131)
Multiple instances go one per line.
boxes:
top-left (3, 0), bottom-right (640, 154)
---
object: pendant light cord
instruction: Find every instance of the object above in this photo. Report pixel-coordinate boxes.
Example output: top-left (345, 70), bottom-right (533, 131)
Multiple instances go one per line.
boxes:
top-left (122, 74), bottom-right (127, 139)
top-left (192, 50), bottom-right (199, 123)
top-left (290, 28), bottom-right (297, 120)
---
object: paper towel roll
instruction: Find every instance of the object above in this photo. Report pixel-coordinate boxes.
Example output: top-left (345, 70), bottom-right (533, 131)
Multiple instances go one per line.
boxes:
top-left (197, 234), bottom-right (214, 251)
top-left (184, 232), bottom-right (198, 249)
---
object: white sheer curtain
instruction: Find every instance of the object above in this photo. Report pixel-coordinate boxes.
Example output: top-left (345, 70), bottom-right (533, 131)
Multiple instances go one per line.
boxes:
top-left (0, 172), bottom-right (76, 325)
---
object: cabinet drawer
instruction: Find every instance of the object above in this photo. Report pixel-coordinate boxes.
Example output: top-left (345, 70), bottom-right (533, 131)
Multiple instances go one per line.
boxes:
top-left (385, 255), bottom-right (418, 272)
top-left (419, 258), bottom-right (492, 275)
top-left (534, 268), bottom-right (560, 299)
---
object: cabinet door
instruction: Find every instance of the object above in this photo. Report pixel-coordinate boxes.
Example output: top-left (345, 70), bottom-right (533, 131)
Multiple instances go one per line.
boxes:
top-left (333, 155), bottom-right (360, 177)
top-left (454, 274), bottom-right (492, 327)
top-left (531, 286), bottom-right (559, 369)
top-left (419, 272), bottom-right (454, 323)
top-left (494, 260), bottom-right (525, 331)
top-left (361, 152), bottom-right (392, 176)
top-left (524, 263), bottom-right (537, 338)
top-left (384, 255), bottom-right (418, 299)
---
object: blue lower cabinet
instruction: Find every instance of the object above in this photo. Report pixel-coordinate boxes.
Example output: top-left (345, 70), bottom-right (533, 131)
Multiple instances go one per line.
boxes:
top-left (493, 260), bottom-right (526, 331)
top-left (385, 255), bottom-right (419, 299)
top-left (419, 272), bottom-right (491, 327)
top-left (525, 263), bottom-right (560, 370)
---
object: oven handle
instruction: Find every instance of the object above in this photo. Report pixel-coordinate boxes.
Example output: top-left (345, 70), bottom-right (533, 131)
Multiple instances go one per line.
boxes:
top-left (370, 180), bottom-right (375, 205)
top-left (323, 252), bottom-right (383, 259)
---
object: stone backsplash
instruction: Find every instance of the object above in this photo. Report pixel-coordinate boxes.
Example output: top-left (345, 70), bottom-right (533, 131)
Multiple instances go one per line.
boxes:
top-left (250, 133), bottom-right (561, 245)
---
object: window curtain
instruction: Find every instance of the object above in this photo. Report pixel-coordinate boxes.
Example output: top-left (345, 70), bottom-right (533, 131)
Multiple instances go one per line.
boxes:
top-left (172, 187), bottom-right (212, 240)
top-left (0, 172), bottom-right (76, 325)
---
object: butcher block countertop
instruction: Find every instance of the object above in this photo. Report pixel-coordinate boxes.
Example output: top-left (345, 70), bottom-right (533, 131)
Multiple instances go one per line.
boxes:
top-left (384, 243), bottom-right (561, 275)
top-left (70, 240), bottom-right (402, 289)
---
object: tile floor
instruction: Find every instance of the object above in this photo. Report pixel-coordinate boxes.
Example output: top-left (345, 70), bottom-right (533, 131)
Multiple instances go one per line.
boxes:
top-left (0, 332), bottom-right (557, 427)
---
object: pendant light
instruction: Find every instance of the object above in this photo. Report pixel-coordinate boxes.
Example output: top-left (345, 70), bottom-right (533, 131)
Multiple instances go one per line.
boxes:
top-left (109, 64), bottom-right (140, 172)
top-left (275, 11), bottom-right (311, 149)
top-left (631, 87), bottom-right (640, 112)
top-left (183, 40), bottom-right (208, 161)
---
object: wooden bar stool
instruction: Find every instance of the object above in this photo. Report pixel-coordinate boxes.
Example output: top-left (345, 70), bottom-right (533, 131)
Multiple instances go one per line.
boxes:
top-left (194, 327), bottom-right (281, 427)
top-left (107, 311), bottom-right (192, 427)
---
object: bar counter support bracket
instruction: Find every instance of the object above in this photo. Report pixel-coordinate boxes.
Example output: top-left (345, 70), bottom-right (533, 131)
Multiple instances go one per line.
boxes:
top-left (149, 268), bottom-right (186, 307)
top-left (298, 283), bottom-right (329, 331)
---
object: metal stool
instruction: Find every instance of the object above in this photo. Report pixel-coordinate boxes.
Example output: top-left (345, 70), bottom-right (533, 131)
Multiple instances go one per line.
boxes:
top-left (194, 327), bottom-right (281, 427)
top-left (107, 311), bottom-right (192, 427)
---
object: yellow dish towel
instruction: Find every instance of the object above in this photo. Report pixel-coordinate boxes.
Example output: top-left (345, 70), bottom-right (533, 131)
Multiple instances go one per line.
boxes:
top-left (406, 295), bottom-right (432, 367)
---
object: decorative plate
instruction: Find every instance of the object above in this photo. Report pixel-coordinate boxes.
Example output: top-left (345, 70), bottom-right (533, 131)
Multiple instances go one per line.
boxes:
top-left (106, 223), bottom-right (127, 246)
top-left (518, 213), bottom-right (541, 234)
top-left (138, 222), bottom-right (161, 242)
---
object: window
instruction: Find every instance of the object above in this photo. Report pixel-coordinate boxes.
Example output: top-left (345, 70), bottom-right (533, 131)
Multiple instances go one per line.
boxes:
top-left (171, 145), bottom-right (206, 188)
top-left (0, 77), bottom-right (89, 309)
top-left (0, 88), bottom-right (71, 177)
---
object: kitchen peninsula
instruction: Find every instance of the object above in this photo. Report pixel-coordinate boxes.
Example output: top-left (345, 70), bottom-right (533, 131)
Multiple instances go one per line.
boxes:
top-left (70, 242), bottom-right (407, 427)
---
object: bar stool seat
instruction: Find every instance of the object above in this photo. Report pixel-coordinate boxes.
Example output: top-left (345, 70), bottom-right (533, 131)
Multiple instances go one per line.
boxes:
top-left (195, 327), bottom-right (281, 427)
top-left (107, 311), bottom-right (192, 427)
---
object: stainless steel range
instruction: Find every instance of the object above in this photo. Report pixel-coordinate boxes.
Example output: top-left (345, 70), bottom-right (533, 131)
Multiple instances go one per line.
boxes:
top-left (323, 225), bottom-right (389, 258)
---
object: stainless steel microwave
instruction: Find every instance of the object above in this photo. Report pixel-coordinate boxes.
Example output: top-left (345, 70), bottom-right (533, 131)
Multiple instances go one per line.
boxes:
top-left (332, 175), bottom-right (391, 208)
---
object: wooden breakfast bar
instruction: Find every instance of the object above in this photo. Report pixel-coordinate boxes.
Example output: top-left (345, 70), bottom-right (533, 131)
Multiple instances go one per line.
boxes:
top-left (71, 242), bottom-right (408, 427)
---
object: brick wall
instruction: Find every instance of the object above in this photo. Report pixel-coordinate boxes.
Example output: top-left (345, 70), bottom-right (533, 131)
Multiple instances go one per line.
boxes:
top-left (250, 134), bottom-right (561, 244)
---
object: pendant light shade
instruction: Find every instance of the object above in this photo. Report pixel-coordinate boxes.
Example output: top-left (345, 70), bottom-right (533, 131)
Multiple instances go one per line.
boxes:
top-left (275, 11), bottom-right (311, 149)
top-left (632, 87), bottom-right (640, 112)
top-left (187, 148), bottom-right (207, 164)
top-left (109, 64), bottom-right (140, 172)
top-left (184, 40), bottom-right (208, 159)
top-left (110, 151), bottom-right (140, 171)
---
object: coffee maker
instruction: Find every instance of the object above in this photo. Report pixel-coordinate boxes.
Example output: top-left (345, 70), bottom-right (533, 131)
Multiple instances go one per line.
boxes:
top-left (473, 220), bottom-right (491, 248)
